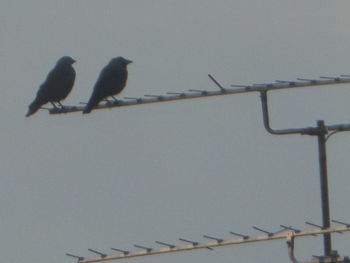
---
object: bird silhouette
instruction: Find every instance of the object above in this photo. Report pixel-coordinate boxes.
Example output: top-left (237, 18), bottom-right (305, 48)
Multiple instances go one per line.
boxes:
top-left (83, 57), bottom-right (132, 114)
top-left (26, 56), bottom-right (76, 117)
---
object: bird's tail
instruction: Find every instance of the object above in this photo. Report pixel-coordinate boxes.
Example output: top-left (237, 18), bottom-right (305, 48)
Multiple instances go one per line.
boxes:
top-left (26, 98), bottom-right (44, 117)
top-left (83, 96), bottom-right (100, 114)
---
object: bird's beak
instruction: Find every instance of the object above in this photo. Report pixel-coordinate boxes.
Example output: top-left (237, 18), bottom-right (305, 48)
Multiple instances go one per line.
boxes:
top-left (126, 59), bottom-right (133, 64)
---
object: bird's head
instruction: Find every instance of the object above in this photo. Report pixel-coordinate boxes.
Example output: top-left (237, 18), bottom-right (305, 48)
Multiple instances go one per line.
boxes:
top-left (110, 57), bottom-right (133, 66)
top-left (57, 56), bottom-right (76, 66)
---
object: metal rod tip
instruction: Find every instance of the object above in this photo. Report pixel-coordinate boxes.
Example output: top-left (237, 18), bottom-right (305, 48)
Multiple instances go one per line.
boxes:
top-left (88, 248), bottom-right (107, 257)
top-left (203, 235), bottom-right (223, 242)
top-left (208, 74), bottom-right (226, 92)
top-left (155, 241), bottom-right (176, 248)
top-left (332, 219), bottom-right (350, 227)
top-left (134, 244), bottom-right (153, 252)
top-left (179, 238), bottom-right (199, 246)
top-left (66, 253), bottom-right (85, 260)
top-left (110, 248), bottom-right (130, 255)
top-left (252, 226), bottom-right (274, 236)
top-left (229, 231), bottom-right (249, 239)
top-left (280, 225), bottom-right (301, 233)
top-left (305, 221), bottom-right (323, 229)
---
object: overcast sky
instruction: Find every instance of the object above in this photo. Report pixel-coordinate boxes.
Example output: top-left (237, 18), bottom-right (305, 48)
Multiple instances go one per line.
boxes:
top-left (1, 1), bottom-right (350, 263)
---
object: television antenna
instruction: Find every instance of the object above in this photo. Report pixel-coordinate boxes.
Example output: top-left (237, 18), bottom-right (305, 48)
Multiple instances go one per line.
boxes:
top-left (61, 74), bottom-right (350, 263)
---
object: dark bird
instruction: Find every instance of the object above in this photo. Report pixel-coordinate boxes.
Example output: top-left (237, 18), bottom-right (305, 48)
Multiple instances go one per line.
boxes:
top-left (26, 56), bottom-right (76, 117)
top-left (83, 56), bottom-right (132, 114)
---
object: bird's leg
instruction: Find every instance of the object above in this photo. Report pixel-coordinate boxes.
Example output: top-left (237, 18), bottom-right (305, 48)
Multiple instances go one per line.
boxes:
top-left (57, 101), bottom-right (66, 109)
top-left (103, 98), bottom-right (113, 105)
top-left (111, 96), bottom-right (121, 105)
top-left (51, 102), bottom-right (58, 109)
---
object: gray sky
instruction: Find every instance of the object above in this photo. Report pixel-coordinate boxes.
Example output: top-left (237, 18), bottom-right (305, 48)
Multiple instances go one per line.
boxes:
top-left (1, 1), bottom-right (350, 263)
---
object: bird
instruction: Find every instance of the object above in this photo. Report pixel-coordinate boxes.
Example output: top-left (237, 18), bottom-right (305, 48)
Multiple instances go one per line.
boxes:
top-left (26, 56), bottom-right (76, 117)
top-left (83, 56), bottom-right (132, 114)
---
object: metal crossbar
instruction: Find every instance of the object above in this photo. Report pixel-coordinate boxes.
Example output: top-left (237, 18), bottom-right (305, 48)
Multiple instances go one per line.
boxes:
top-left (67, 225), bottom-right (350, 263)
top-left (50, 75), bottom-right (350, 114)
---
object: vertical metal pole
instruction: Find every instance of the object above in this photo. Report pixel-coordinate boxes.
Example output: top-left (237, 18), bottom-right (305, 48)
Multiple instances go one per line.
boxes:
top-left (317, 120), bottom-right (332, 257)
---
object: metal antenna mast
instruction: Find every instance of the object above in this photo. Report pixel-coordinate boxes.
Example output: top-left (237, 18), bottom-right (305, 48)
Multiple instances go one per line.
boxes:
top-left (63, 74), bottom-right (350, 263)
top-left (259, 88), bottom-right (350, 257)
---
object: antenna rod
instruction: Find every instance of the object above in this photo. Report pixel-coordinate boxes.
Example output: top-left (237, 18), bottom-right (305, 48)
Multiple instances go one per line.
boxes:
top-left (317, 120), bottom-right (332, 257)
top-left (49, 75), bottom-right (350, 114)
top-left (75, 226), bottom-right (350, 263)
top-left (208, 74), bottom-right (226, 92)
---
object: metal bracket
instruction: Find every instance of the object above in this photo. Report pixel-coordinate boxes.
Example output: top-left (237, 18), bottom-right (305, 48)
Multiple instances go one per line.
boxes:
top-left (286, 232), bottom-right (300, 263)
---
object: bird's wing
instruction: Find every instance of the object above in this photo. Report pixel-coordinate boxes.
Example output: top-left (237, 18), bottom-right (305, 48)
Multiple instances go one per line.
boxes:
top-left (36, 66), bottom-right (75, 101)
top-left (91, 65), bottom-right (118, 98)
